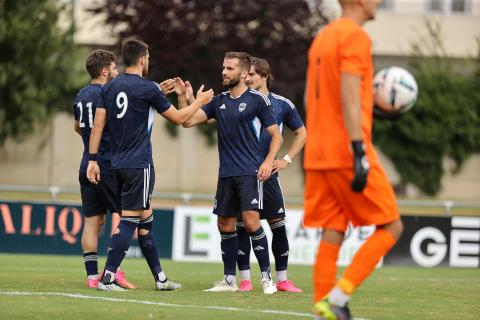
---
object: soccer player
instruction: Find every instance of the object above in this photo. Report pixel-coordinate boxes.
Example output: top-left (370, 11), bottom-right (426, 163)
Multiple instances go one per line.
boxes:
top-left (87, 39), bottom-right (214, 291)
top-left (182, 52), bottom-right (283, 294)
top-left (73, 49), bottom-right (135, 289)
top-left (236, 57), bottom-right (306, 292)
top-left (304, 0), bottom-right (403, 318)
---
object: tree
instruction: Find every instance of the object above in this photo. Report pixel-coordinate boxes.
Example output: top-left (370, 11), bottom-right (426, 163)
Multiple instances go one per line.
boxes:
top-left (90, 0), bottom-right (327, 143)
top-left (373, 20), bottom-right (480, 195)
top-left (0, 0), bottom-right (84, 145)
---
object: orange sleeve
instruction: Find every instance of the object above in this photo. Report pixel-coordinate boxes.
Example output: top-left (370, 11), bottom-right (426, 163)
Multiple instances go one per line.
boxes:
top-left (339, 30), bottom-right (370, 76)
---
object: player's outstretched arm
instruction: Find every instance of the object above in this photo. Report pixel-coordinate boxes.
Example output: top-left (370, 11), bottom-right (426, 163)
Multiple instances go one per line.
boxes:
top-left (272, 126), bottom-right (307, 173)
top-left (341, 72), bottom-right (369, 192)
top-left (174, 77), bottom-right (189, 109)
top-left (161, 85), bottom-right (213, 125)
top-left (258, 124), bottom-right (283, 181)
top-left (86, 108), bottom-right (106, 185)
top-left (158, 79), bottom-right (175, 95)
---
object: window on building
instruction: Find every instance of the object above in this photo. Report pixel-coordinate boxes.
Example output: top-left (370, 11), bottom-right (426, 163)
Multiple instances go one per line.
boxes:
top-left (379, 0), bottom-right (394, 10)
top-left (428, 0), bottom-right (444, 12)
top-left (427, 0), bottom-right (470, 14)
top-left (451, 0), bottom-right (466, 12)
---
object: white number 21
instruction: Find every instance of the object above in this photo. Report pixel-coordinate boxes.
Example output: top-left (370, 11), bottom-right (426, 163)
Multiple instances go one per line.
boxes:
top-left (116, 92), bottom-right (128, 119)
top-left (77, 102), bottom-right (93, 128)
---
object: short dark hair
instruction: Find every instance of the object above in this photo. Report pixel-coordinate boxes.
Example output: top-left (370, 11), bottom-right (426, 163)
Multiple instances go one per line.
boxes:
top-left (224, 51), bottom-right (251, 71)
top-left (251, 57), bottom-right (274, 89)
top-left (85, 49), bottom-right (116, 79)
top-left (121, 39), bottom-right (149, 67)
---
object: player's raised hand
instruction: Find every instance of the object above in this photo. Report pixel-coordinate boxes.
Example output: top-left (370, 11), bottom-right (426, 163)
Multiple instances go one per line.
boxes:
top-left (257, 160), bottom-right (273, 181)
top-left (195, 85), bottom-right (214, 105)
top-left (351, 140), bottom-right (369, 192)
top-left (174, 77), bottom-right (187, 96)
top-left (184, 81), bottom-right (195, 103)
top-left (158, 79), bottom-right (175, 95)
top-left (86, 161), bottom-right (101, 185)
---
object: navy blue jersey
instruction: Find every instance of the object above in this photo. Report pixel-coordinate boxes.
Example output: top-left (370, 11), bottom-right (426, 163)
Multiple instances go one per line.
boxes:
top-left (259, 92), bottom-right (304, 158)
top-left (202, 89), bottom-right (277, 177)
top-left (98, 73), bottom-right (171, 169)
top-left (73, 83), bottom-right (112, 173)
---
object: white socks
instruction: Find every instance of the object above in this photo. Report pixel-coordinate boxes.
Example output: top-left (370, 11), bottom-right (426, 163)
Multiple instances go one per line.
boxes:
top-left (157, 271), bottom-right (167, 282)
top-left (261, 271), bottom-right (271, 281)
top-left (224, 274), bottom-right (236, 284)
top-left (328, 286), bottom-right (351, 307)
top-left (276, 270), bottom-right (288, 282)
top-left (239, 269), bottom-right (251, 281)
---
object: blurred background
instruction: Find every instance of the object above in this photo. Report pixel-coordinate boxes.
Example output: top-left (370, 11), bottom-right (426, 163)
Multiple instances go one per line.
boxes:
top-left (0, 0), bottom-right (479, 208)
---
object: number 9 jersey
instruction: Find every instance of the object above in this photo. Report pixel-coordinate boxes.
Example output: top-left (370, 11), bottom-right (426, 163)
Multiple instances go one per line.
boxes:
top-left (73, 83), bottom-right (112, 174)
top-left (98, 73), bottom-right (172, 169)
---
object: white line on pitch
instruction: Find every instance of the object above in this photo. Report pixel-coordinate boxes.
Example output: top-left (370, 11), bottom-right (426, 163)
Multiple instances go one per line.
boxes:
top-left (0, 291), bottom-right (370, 320)
top-left (0, 291), bottom-right (311, 318)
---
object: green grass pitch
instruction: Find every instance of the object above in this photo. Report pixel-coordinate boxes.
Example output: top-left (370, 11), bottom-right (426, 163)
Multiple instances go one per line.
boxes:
top-left (0, 254), bottom-right (478, 319)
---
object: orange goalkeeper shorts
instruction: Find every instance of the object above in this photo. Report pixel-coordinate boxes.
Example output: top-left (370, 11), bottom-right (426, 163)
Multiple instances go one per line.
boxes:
top-left (303, 165), bottom-right (400, 232)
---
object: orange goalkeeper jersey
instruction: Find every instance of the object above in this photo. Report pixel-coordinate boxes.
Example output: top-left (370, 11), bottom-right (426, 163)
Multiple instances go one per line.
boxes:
top-left (304, 17), bottom-right (379, 170)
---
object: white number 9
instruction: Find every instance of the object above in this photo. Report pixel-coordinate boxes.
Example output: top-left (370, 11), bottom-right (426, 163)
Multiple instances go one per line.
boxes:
top-left (116, 92), bottom-right (128, 119)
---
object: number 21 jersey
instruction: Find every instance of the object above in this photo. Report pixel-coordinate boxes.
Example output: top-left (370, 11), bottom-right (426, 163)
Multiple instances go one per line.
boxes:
top-left (73, 83), bottom-right (112, 173)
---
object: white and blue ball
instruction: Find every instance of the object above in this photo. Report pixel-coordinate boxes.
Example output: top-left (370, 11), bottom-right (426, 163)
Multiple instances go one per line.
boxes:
top-left (373, 66), bottom-right (418, 113)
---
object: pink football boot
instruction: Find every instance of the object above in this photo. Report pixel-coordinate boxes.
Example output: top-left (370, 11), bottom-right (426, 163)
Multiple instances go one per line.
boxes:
top-left (276, 280), bottom-right (303, 293)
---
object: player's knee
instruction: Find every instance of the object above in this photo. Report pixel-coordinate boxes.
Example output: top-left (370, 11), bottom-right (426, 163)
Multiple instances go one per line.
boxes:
top-left (243, 219), bottom-right (260, 233)
top-left (217, 218), bottom-right (235, 232)
top-left (241, 211), bottom-right (260, 232)
top-left (138, 228), bottom-right (149, 236)
top-left (322, 229), bottom-right (345, 245)
top-left (385, 219), bottom-right (404, 240)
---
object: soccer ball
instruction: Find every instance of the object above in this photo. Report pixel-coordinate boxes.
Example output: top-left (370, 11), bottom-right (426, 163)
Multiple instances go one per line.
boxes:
top-left (373, 66), bottom-right (418, 113)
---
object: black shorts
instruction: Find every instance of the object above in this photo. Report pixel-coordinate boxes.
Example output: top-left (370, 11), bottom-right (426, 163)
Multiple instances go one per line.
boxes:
top-left (79, 172), bottom-right (120, 217)
top-left (213, 176), bottom-right (263, 217)
top-left (237, 176), bottom-right (286, 221)
top-left (116, 163), bottom-right (155, 211)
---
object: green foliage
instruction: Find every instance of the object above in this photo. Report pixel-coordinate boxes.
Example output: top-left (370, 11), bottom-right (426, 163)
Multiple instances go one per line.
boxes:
top-left (0, 0), bottom-right (85, 145)
top-left (90, 0), bottom-right (326, 145)
top-left (373, 20), bottom-right (480, 195)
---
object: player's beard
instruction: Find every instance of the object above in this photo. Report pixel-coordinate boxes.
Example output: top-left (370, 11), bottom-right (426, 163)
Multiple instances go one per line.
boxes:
top-left (223, 76), bottom-right (240, 88)
top-left (107, 71), bottom-right (115, 82)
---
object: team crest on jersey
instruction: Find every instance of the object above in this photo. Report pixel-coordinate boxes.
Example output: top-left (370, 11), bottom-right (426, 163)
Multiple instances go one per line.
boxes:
top-left (238, 103), bottom-right (247, 112)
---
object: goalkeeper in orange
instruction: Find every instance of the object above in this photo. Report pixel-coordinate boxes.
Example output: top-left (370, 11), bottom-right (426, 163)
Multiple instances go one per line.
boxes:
top-left (303, 0), bottom-right (403, 319)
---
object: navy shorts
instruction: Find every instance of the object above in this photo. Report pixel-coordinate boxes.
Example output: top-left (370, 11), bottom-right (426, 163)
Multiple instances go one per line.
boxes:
top-left (116, 163), bottom-right (154, 211)
top-left (259, 176), bottom-right (286, 220)
top-left (79, 172), bottom-right (120, 217)
top-left (213, 176), bottom-right (263, 217)
top-left (237, 176), bottom-right (286, 221)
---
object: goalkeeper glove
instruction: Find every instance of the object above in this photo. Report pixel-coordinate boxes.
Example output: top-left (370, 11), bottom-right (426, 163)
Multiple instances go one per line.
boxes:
top-left (351, 140), bottom-right (369, 192)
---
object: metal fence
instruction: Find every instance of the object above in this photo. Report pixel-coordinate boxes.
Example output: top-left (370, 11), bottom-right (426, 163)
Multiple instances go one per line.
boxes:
top-left (2, 184), bottom-right (479, 215)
